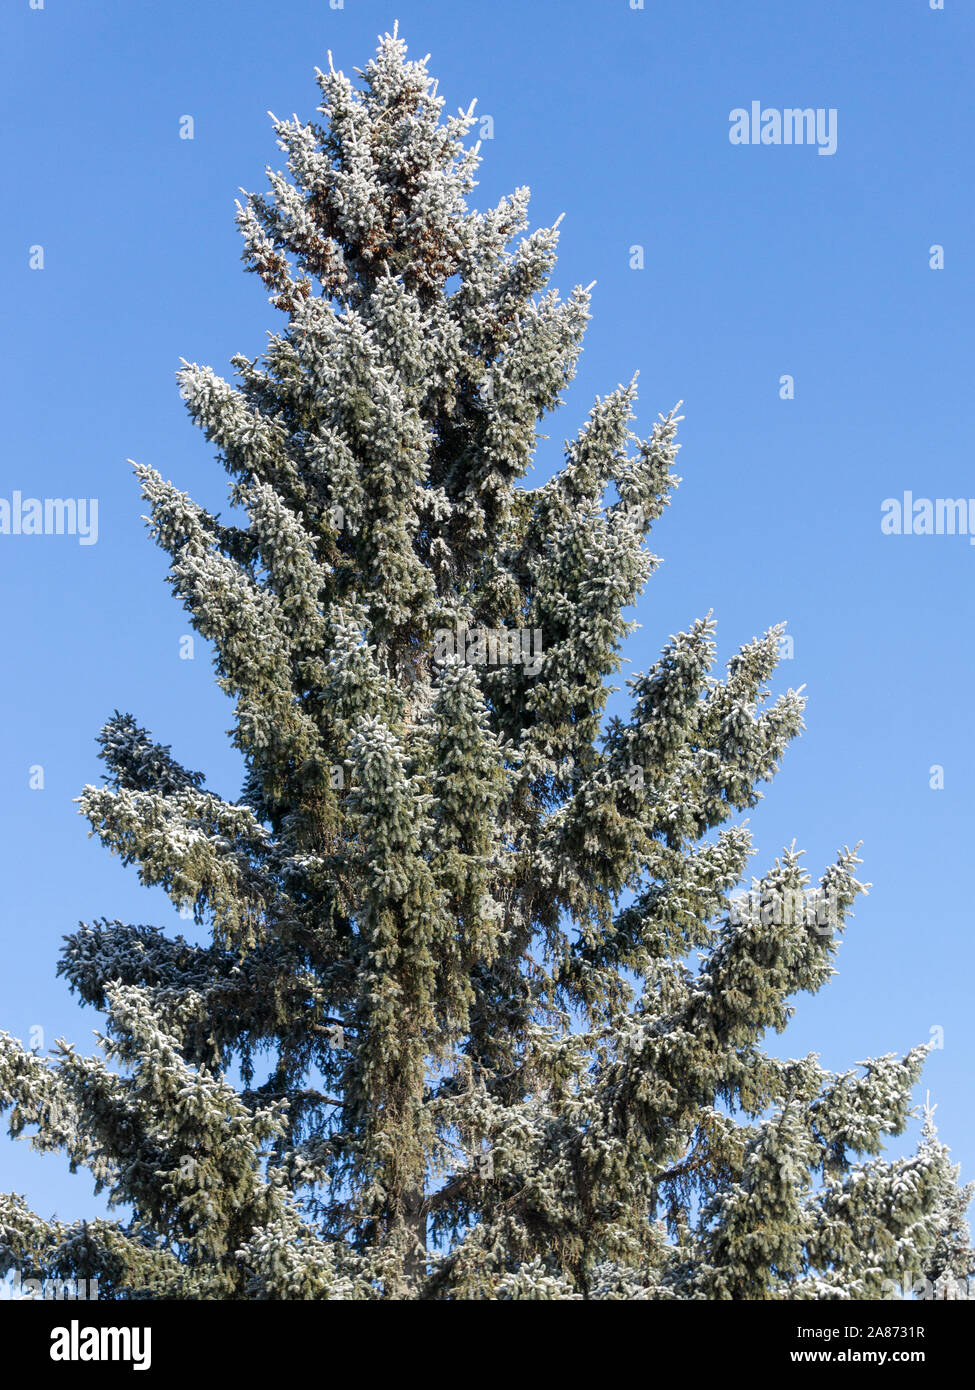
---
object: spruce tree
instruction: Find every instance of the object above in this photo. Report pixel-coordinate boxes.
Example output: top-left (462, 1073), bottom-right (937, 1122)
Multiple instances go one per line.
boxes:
top-left (1, 28), bottom-right (969, 1301)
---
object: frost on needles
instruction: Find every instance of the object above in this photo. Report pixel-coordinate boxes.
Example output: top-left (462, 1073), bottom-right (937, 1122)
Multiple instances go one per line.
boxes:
top-left (1, 28), bottom-right (971, 1301)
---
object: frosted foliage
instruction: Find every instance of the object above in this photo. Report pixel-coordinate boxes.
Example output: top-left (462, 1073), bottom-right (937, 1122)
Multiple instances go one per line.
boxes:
top-left (1, 30), bottom-right (968, 1301)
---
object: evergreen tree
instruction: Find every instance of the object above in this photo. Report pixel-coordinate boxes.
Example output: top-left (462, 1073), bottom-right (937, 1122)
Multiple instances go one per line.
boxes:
top-left (1, 28), bottom-right (969, 1300)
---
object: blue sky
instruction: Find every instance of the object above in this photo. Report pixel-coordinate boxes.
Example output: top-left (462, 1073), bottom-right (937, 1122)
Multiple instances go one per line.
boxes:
top-left (1, 0), bottom-right (972, 1224)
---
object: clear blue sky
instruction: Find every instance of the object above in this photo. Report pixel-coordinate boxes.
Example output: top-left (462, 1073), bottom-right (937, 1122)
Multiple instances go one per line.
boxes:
top-left (1, 0), bottom-right (972, 1223)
